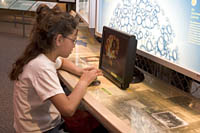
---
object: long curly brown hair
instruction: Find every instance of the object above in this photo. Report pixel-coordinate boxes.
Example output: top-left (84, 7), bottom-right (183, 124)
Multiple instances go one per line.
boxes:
top-left (9, 4), bottom-right (78, 80)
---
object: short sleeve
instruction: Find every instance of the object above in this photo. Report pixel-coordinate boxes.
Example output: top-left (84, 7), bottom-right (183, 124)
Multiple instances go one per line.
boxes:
top-left (32, 69), bottom-right (65, 101)
top-left (55, 57), bottom-right (62, 69)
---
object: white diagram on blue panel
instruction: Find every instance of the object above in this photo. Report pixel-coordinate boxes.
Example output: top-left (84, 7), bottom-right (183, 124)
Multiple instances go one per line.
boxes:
top-left (108, 0), bottom-right (178, 62)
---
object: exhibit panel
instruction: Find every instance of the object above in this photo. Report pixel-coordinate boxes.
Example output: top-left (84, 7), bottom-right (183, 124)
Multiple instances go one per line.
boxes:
top-left (95, 0), bottom-right (200, 82)
top-left (76, 0), bottom-right (95, 28)
top-left (29, 1), bottom-right (57, 11)
top-left (0, 0), bottom-right (16, 9)
top-left (58, 0), bottom-right (75, 2)
top-left (9, 0), bottom-right (36, 10)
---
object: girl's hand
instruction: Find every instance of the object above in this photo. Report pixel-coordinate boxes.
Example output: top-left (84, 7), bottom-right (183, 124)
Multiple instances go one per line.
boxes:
top-left (79, 68), bottom-right (103, 87)
top-left (83, 66), bottom-right (102, 76)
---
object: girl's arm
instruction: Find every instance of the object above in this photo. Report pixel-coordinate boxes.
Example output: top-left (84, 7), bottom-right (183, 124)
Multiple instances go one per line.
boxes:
top-left (59, 57), bottom-right (101, 77)
top-left (60, 58), bottom-right (84, 76)
top-left (50, 68), bottom-right (102, 117)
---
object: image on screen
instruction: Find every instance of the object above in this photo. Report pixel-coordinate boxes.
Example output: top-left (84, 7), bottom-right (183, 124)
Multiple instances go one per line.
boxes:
top-left (102, 32), bottom-right (127, 82)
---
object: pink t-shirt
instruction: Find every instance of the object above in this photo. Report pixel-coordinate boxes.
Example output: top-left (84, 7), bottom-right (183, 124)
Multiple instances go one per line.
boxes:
top-left (13, 54), bottom-right (64, 133)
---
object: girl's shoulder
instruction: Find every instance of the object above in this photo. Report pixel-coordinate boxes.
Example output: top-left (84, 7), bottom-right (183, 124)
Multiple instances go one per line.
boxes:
top-left (26, 54), bottom-right (56, 74)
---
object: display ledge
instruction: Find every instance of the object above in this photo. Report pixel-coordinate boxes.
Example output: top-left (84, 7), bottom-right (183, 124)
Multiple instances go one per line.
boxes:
top-left (58, 45), bottom-right (200, 133)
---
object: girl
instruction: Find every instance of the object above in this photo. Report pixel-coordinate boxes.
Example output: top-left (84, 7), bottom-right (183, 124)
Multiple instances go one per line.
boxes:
top-left (9, 4), bottom-right (102, 133)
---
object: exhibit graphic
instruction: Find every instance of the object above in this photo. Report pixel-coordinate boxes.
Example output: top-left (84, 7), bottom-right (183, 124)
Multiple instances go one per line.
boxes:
top-left (109, 0), bottom-right (177, 62)
top-left (102, 33), bottom-right (127, 82)
top-left (105, 35), bottom-right (120, 61)
top-left (97, 0), bottom-right (200, 74)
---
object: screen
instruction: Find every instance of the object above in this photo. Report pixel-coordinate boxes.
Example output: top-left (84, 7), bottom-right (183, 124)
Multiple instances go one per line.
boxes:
top-left (99, 26), bottom-right (138, 89)
top-left (95, 0), bottom-right (200, 82)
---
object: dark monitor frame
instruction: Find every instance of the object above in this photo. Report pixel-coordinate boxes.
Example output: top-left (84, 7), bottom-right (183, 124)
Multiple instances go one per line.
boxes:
top-left (99, 26), bottom-right (138, 89)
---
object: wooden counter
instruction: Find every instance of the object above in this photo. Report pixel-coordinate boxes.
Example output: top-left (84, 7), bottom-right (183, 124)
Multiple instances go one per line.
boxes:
top-left (58, 45), bottom-right (200, 133)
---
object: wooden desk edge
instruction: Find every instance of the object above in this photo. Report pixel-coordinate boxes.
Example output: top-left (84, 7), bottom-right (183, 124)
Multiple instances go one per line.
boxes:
top-left (58, 71), bottom-right (132, 133)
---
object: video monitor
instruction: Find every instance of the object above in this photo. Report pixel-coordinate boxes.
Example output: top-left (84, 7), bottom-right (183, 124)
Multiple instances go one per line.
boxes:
top-left (99, 26), bottom-right (139, 89)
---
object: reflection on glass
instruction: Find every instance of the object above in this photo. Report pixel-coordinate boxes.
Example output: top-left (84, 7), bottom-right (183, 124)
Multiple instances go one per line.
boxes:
top-left (9, 0), bottom-right (36, 11)
top-left (0, 0), bottom-right (16, 9)
top-left (78, 0), bottom-right (89, 23)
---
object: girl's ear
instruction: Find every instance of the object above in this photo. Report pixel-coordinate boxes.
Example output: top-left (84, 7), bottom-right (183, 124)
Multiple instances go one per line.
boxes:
top-left (55, 34), bottom-right (64, 47)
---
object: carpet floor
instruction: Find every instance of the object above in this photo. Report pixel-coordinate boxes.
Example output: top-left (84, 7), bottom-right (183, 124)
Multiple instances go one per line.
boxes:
top-left (0, 31), bottom-right (28, 133)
